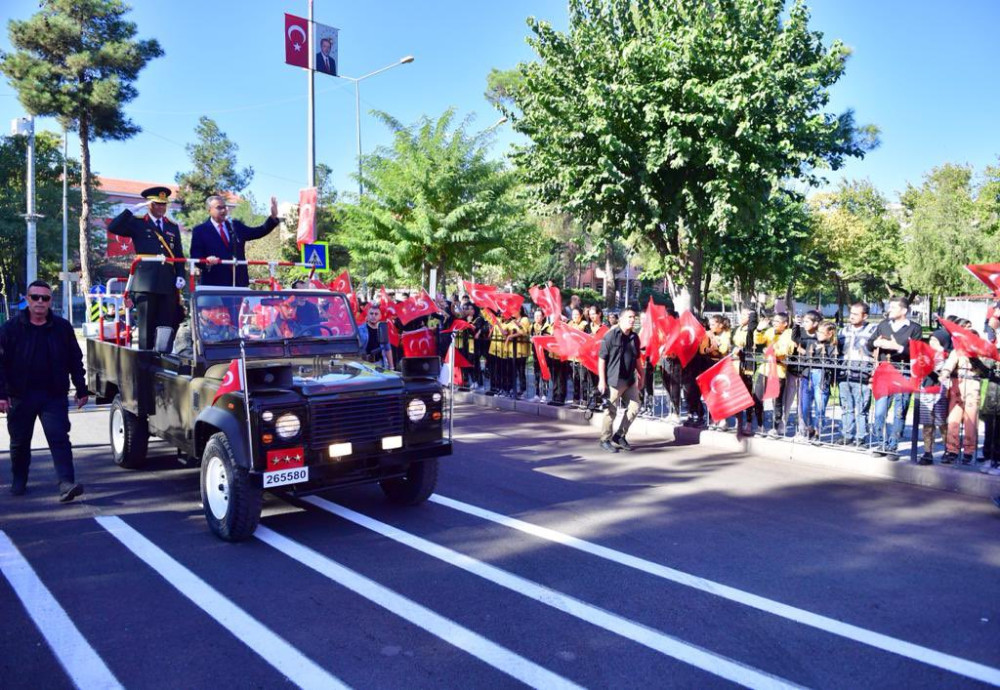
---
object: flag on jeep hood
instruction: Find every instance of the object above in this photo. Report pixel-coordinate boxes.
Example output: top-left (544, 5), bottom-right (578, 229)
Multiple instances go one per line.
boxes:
top-left (213, 359), bottom-right (245, 404)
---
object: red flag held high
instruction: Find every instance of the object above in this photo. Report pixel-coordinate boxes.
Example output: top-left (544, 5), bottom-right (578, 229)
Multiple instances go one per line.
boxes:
top-left (463, 280), bottom-right (501, 313)
top-left (532, 335), bottom-right (556, 380)
top-left (491, 292), bottom-right (525, 319)
top-left (284, 14), bottom-right (310, 68)
top-left (529, 285), bottom-right (562, 320)
top-left (937, 317), bottom-right (1000, 361)
top-left (762, 346), bottom-right (781, 400)
top-left (329, 270), bottom-right (352, 294)
top-left (871, 362), bottom-right (916, 399)
top-left (296, 187), bottom-right (317, 246)
top-left (212, 359), bottom-right (245, 405)
top-left (666, 310), bottom-right (705, 368)
top-left (697, 357), bottom-right (754, 422)
top-left (964, 263), bottom-right (1000, 296)
top-left (396, 290), bottom-right (438, 326)
top-left (552, 321), bottom-right (592, 361)
top-left (401, 327), bottom-right (436, 357)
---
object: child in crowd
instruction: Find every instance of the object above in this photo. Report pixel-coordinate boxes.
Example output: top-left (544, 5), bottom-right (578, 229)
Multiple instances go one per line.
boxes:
top-left (916, 330), bottom-right (950, 465)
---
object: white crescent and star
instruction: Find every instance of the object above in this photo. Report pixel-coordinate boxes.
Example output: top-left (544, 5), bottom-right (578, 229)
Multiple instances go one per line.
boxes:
top-left (287, 24), bottom-right (307, 51)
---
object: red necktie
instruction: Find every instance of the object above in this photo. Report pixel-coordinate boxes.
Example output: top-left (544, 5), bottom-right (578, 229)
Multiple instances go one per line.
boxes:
top-left (218, 222), bottom-right (229, 248)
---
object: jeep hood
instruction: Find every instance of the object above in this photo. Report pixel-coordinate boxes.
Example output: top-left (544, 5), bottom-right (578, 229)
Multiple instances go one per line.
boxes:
top-left (290, 359), bottom-right (403, 396)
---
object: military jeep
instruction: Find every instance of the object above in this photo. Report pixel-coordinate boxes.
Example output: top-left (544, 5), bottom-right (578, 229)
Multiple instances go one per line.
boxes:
top-left (87, 286), bottom-right (452, 541)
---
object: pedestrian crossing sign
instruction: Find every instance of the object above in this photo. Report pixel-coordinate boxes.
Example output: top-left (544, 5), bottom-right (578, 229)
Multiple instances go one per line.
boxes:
top-left (301, 242), bottom-right (329, 271)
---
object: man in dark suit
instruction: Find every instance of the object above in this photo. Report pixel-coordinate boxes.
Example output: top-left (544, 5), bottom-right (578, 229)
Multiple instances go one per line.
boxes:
top-left (107, 186), bottom-right (186, 350)
top-left (190, 195), bottom-right (281, 288)
top-left (315, 37), bottom-right (336, 75)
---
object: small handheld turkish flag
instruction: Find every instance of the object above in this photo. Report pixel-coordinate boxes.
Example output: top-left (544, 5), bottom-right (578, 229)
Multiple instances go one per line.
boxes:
top-left (577, 326), bottom-right (607, 375)
top-left (402, 327), bottom-right (436, 357)
top-left (529, 285), bottom-right (562, 320)
top-left (697, 357), bottom-right (754, 422)
top-left (284, 14), bottom-right (310, 69)
top-left (552, 321), bottom-right (591, 361)
top-left (396, 290), bottom-right (438, 326)
top-left (296, 187), bottom-right (317, 246)
top-left (212, 359), bottom-right (245, 405)
top-left (329, 270), bottom-right (352, 294)
top-left (965, 263), bottom-right (1000, 296)
top-left (871, 362), bottom-right (916, 399)
top-left (463, 280), bottom-right (501, 313)
top-left (937, 317), bottom-right (1000, 361)
top-left (666, 310), bottom-right (705, 368)
top-left (532, 335), bottom-right (556, 380)
top-left (762, 346), bottom-right (781, 400)
top-left (492, 292), bottom-right (525, 319)
top-left (909, 338), bottom-right (940, 381)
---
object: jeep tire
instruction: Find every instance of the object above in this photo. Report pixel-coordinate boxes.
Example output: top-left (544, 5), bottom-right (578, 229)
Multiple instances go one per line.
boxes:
top-left (201, 432), bottom-right (262, 541)
top-left (110, 395), bottom-right (149, 469)
top-left (379, 458), bottom-right (439, 505)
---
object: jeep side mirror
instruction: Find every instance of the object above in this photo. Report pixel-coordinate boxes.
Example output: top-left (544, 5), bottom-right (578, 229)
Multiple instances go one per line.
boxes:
top-left (377, 321), bottom-right (390, 347)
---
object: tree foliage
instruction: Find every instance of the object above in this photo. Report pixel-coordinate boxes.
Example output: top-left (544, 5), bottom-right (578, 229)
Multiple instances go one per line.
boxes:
top-left (338, 109), bottom-right (531, 291)
top-left (0, 132), bottom-right (81, 299)
top-left (507, 0), bottom-right (874, 312)
top-left (174, 116), bottom-right (254, 227)
top-left (0, 0), bottom-right (163, 293)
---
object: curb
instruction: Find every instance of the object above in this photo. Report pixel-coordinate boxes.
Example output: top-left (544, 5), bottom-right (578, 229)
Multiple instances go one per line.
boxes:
top-left (454, 391), bottom-right (1000, 500)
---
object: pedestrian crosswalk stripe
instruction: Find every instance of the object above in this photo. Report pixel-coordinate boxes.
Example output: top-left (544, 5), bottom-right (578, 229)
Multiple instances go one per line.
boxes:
top-left (256, 526), bottom-right (584, 690)
top-left (0, 530), bottom-right (123, 690)
top-left (303, 497), bottom-right (801, 690)
top-left (94, 516), bottom-right (350, 690)
top-left (429, 494), bottom-right (1000, 687)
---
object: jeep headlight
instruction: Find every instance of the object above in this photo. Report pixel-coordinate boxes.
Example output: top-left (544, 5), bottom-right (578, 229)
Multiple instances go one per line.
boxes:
top-left (275, 413), bottom-right (301, 439)
top-left (406, 399), bottom-right (427, 422)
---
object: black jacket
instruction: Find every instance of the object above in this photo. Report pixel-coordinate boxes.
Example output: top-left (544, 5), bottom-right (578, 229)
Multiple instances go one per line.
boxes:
top-left (107, 210), bottom-right (186, 294)
top-left (0, 309), bottom-right (87, 399)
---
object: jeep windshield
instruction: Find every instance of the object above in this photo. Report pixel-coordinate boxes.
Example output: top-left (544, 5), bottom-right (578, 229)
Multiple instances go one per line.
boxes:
top-left (194, 291), bottom-right (358, 345)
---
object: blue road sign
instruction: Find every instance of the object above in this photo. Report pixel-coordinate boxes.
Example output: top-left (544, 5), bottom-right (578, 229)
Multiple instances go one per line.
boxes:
top-left (301, 242), bottom-right (329, 272)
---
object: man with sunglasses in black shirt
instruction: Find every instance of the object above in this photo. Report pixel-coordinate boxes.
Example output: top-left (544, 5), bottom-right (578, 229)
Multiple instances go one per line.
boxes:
top-left (0, 280), bottom-right (88, 501)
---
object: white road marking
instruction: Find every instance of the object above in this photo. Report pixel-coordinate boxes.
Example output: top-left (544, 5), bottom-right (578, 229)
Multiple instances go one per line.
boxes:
top-left (255, 526), bottom-right (583, 690)
top-left (430, 494), bottom-right (1000, 687)
top-left (303, 496), bottom-right (801, 690)
top-left (94, 516), bottom-right (350, 690)
top-left (0, 530), bottom-right (123, 690)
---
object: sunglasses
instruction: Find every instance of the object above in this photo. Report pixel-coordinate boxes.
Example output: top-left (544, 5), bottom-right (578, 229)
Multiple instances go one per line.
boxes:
top-left (28, 294), bottom-right (51, 302)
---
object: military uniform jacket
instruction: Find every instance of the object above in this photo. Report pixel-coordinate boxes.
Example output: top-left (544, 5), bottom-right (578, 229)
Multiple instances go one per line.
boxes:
top-left (108, 210), bottom-right (186, 294)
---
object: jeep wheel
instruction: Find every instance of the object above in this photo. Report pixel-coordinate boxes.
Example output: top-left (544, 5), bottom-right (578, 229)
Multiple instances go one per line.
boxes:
top-left (379, 458), bottom-right (439, 505)
top-left (110, 395), bottom-right (149, 469)
top-left (200, 432), bottom-right (262, 541)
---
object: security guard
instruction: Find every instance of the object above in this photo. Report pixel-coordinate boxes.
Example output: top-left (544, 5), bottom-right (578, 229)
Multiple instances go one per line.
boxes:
top-left (108, 186), bottom-right (186, 349)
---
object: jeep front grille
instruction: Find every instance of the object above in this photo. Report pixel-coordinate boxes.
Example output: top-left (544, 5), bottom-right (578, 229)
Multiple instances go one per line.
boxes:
top-left (308, 394), bottom-right (404, 450)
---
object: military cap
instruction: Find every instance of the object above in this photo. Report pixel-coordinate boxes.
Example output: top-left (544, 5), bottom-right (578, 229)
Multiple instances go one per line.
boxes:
top-left (141, 186), bottom-right (172, 204)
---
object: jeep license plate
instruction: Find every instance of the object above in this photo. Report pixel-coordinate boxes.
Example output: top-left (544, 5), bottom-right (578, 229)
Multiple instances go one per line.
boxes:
top-left (263, 467), bottom-right (309, 488)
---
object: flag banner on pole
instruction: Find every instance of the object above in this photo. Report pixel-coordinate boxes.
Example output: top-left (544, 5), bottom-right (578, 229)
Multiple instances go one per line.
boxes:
top-left (964, 263), bottom-right (1000, 296)
top-left (296, 187), bottom-right (317, 247)
top-left (402, 327), bottom-right (436, 357)
top-left (284, 14), bottom-right (310, 69)
top-left (396, 289), bottom-right (438, 326)
top-left (312, 22), bottom-right (339, 76)
top-left (212, 359), bottom-right (245, 405)
top-left (696, 357), bottom-right (754, 421)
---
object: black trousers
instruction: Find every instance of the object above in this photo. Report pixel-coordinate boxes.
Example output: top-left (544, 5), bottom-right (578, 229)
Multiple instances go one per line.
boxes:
top-left (550, 359), bottom-right (568, 403)
top-left (8, 390), bottom-right (75, 484)
top-left (135, 291), bottom-right (177, 350)
top-left (661, 359), bottom-right (682, 415)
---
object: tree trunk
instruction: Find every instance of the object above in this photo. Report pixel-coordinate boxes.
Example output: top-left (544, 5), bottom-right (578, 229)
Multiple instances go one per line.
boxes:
top-left (77, 117), bottom-right (94, 295)
top-left (784, 278), bottom-right (796, 317)
top-left (685, 244), bottom-right (703, 315)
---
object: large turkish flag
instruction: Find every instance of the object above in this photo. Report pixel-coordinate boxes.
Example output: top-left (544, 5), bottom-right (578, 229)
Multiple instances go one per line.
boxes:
top-left (284, 14), bottom-right (310, 69)
top-left (697, 357), bottom-right (753, 421)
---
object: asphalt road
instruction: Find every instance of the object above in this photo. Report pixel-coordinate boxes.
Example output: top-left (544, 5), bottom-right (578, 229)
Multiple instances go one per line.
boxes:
top-left (1, 404), bottom-right (999, 689)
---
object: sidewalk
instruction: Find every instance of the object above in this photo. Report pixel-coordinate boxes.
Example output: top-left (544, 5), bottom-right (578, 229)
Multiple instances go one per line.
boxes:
top-left (454, 390), bottom-right (1000, 500)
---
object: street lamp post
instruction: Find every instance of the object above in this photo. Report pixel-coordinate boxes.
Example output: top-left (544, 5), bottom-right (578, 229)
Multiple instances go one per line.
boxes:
top-left (10, 116), bottom-right (38, 287)
top-left (338, 56), bottom-right (414, 197)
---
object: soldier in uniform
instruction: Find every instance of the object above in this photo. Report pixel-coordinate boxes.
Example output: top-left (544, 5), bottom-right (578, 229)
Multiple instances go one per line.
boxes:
top-left (108, 186), bottom-right (187, 349)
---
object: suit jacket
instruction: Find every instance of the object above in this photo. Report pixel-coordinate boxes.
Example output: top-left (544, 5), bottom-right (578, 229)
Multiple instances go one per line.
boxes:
top-left (107, 210), bottom-right (185, 294)
top-left (315, 52), bottom-right (336, 75)
top-left (190, 217), bottom-right (280, 287)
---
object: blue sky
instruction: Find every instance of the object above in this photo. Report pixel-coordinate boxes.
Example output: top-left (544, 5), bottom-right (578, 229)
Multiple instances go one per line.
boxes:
top-left (1, 0), bottom-right (998, 208)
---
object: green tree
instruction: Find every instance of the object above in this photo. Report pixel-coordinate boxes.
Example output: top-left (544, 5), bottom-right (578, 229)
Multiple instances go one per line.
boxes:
top-left (0, 0), bottom-right (163, 293)
top-left (338, 109), bottom-right (531, 291)
top-left (506, 0), bottom-right (875, 312)
top-left (174, 116), bottom-right (254, 227)
top-left (0, 132), bottom-right (81, 299)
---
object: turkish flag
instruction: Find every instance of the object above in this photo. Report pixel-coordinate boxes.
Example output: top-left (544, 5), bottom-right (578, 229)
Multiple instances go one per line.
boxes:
top-left (329, 270), bottom-right (352, 294)
top-left (937, 317), bottom-right (1000, 360)
top-left (697, 357), bottom-right (754, 422)
top-left (909, 338), bottom-right (941, 381)
top-left (552, 321), bottom-right (592, 361)
top-left (212, 359), bottom-right (245, 405)
top-left (402, 327), bottom-right (436, 357)
top-left (871, 362), bottom-right (917, 399)
top-left (379, 287), bottom-right (397, 320)
top-left (396, 289), bottom-right (438, 326)
top-left (965, 263), bottom-right (1000, 296)
top-left (446, 345), bottom-right (472, 369)
top-left (640, 298), bottom-right (674, 366)
top-left (296, 187), bottom-right (317, 246)
top-left (105, 228), bottom-right (134, 258)
top-left (578, 325), bottom-right (608, 375)
top-left (284, 14), bottom-right (310, 69)
top-left (442, 319), bottom-right (473, 334)
top-left (532, 335), bottom-right (556, 380)
top-left (529, 285), bottom-right (562, 320)
top-left (492, 292), bottom-right (525, 319)
top-left (463, 280), bottom-right (501, 313)
top-left (386, 319), bottom-right (400, 347)
top-left (665, 310), bottom-right (705, 368)
top-left (762, 346), bottom-right (781, 400)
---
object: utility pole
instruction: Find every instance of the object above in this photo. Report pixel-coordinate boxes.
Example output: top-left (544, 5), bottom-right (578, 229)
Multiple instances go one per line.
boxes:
top-left (11, 116), bottom-right (38, 287)
top-left (307, 0), bottom-right (316, 188)
top-left (62, 128), bottom-right (70, 323)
